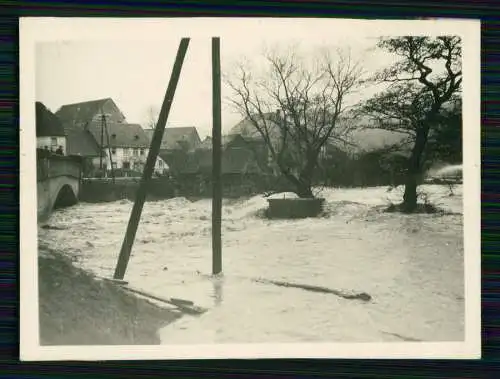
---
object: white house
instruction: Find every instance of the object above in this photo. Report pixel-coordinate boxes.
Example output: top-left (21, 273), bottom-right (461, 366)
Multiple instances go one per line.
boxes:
top-left (55, 97), bottom-right (168, 176)
top-left (85, 121), bottom-right (167, 175)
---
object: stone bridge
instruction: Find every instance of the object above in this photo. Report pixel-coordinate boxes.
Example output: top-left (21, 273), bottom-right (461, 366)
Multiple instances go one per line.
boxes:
top-left (37, 153), bottom-right (83, 222)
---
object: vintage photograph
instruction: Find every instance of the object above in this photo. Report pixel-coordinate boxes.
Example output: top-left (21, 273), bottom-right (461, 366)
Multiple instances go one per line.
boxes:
top-left (20, 17), bottom-right (480, 360)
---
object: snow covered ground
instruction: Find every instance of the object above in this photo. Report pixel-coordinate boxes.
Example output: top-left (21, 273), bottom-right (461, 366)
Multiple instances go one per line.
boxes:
top-left (38, 184), bottom-right (464, 344)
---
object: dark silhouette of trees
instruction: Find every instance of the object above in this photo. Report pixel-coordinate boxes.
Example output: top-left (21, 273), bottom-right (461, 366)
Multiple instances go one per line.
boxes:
top-left (424, 97), bottom-right (462, 165)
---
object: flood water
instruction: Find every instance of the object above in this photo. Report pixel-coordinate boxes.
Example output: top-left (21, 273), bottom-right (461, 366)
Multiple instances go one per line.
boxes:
top-left (38, 185), bottom-right (465, 344)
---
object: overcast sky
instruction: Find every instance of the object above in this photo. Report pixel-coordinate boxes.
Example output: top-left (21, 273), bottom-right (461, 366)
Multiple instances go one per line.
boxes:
top-left (34, 18), bottom-right (460, 139)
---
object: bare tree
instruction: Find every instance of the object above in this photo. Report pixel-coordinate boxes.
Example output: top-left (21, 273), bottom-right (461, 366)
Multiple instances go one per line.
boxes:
top-left (144, 105), bottom-right (160, 130)
top-left (225, 46), bottom-right (363, 198)
top-left (357, 36), bottom-right (462, 212)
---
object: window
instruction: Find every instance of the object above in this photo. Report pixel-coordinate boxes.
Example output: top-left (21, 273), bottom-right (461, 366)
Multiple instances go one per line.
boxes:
top-left (133, 148), bottom-right (138, 156)
top-left (158, 160), bottom-right (163, 167)
top-left (123, 162), bottom-right (130, 169)
top-left (50, 137), bottom-right (58, 150)
top-left (140, 149), bottom-right (145, 156)
top-left (111, 148), bottom-right (116, 155)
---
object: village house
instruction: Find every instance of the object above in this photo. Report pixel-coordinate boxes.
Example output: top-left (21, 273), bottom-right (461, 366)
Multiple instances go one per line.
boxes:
top-left (85, 120), bottom-right (167, 174)
top-left (56, 98), bottom-right (126, 127)
top-left (144, 126), bottom-right (202, 173)
top-left (56, 98), bottom-right (166, 176)
top-left (145, 124), bottom-right (265, 177)
top-left (226, 113), bottom-right (290, 175)
top-left (144, 126), bottom-right (202, 152)
top-left (63, 122), bottom-right (102, 176)
top-left (197, 134), bottom-right (266, 175)
top-left (36, 102), bottom-right (66, 155)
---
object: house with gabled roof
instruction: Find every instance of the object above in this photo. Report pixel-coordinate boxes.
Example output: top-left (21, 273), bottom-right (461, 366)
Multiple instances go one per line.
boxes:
top-left (198, 134), bottom-right (271, 175)
top-left (144, 126), bottom-right (202, 175)
top-left (160, 132), bottom-right (267, 177)
top-left (56, 97), bottom-right (126, 127)
top-left (84, 121), bottom-right (165, 173)
top-left (56, 97), bottom-right (166, 176)
top-left (144, 126), bottom-right (202, 152)
top-left (36, 102), bottom-right (67, 154)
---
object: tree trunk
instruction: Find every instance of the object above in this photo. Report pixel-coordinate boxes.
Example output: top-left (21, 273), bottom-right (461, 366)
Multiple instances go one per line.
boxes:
top-left (294, 151), bottom-right (318, 198)
top-left (296, 181), bottom-right (314, 198)
top-left (279, 170), bottom-right (314, 198)
top-left (402, 174), bottom-right (418, 212)
top-left (402, 126), bottom-right (430, 213)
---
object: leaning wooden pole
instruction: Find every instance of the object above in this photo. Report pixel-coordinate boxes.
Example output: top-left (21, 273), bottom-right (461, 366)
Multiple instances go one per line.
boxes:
top-left (211, 37), bottom-right (222, 275)
top-left (113, 38), bottom-right (190, 280)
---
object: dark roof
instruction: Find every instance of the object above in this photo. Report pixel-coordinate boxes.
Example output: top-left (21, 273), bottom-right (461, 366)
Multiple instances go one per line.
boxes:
top-left (36, 102), bottom-right (65, 137)
top-left (55, 98), bottom-right (124, 126)
top-left (199, 134), bottom-right (265, 151)
top-left (198, 136), bottom-right (213, 150)
top-left (86, 122), bottom-right (151, 148)
top-left (145, 126), bottom-right (201, 151)
top-left (64, 123), bottom-right (101, 157)
top-left (229, 114), bottom-right (282, 144)
top-left (198, 135), bottom-right (238, 150)
top-left (144, 129), bottom-right (154, 144)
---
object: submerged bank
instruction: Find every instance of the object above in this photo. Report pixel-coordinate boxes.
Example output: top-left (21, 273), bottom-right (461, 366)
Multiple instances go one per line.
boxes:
top-left (38, 245), bottom-right (182, 345)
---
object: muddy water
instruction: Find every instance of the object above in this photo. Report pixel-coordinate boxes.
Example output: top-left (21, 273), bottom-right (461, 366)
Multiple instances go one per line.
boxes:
top-left (38, 185), bottom-right (465, 343)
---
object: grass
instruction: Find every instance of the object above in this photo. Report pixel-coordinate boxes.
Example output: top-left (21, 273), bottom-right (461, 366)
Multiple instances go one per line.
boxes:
top-left (38, 246), bottom-right (182, 345)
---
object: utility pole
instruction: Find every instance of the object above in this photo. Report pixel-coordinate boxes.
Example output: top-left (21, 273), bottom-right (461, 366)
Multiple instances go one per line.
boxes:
top-left (99, 118), bottom-right (104, 171)
top-left (113, 38), bottom-right (190, 280)
top-left (101, 112), bottom-right (116, 184)
top-left (212, 37), bottom-right (222, 275)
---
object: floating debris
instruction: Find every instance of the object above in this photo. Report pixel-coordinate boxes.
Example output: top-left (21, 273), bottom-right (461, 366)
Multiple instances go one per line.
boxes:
top-left (253, 278), bottom-right (372, 302)
top-left (380, 331), bottom-right (422, 342)
top-left (41, 224), bottom-right (68, 230)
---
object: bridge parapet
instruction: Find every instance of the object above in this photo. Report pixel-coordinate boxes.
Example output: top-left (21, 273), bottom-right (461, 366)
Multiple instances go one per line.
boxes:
top-left (37, 151), bottom-right (83, 222)
top-left (37, 151), bottom-right (83, 182)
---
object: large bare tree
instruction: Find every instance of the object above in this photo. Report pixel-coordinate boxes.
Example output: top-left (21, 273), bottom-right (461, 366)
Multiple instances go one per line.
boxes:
top-left (226, 47), bottom-right (363, 198)
top-left (357, 36), bottom-right (462, 212)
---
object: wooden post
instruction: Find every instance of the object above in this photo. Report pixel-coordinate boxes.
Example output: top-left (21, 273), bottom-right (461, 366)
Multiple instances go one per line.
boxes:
top-left (99, 119), bottom-right (104, 171)
top-left (102, 113), bottom-right (116, 184)
top-left (212, 37), bottom-right (222, 275)
top-left (113, 38), bottom-right (190, 280)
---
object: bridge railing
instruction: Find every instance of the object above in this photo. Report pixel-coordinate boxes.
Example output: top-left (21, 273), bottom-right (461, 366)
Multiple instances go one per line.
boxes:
top-left (37, 151), bottom-right (83, 182)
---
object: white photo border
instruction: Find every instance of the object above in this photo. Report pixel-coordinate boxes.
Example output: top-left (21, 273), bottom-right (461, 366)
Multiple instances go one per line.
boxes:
top-left (19, 17), bottom-right (481, 361)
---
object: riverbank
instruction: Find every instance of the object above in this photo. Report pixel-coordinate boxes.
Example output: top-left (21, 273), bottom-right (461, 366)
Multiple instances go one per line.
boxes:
top-left (38, 244), bottom-right (182, 345)
top-left (79, 174), bottom-right (293, 203)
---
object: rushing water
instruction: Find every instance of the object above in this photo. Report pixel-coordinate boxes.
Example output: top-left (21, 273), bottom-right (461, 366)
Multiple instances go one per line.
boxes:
top-left (38, 185), bottom-right (464, 344)
top-left (428, 164), bottom-right (463, 179)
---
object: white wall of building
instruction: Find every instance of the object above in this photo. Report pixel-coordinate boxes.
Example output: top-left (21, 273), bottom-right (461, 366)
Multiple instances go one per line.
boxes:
top-left (37, 136), bottom-right (67, 155)
top-left (101, 146), bottom-right (167, 174)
